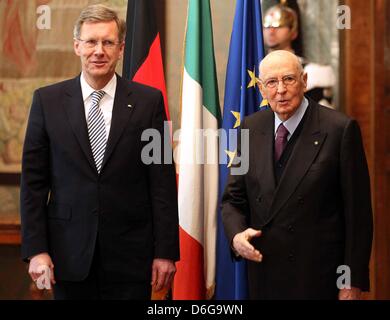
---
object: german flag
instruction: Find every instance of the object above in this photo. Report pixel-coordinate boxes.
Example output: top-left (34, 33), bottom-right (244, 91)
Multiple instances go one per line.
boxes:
top-left (122, 1), bottom-right (171, 300)
top-left (122, 0), bottom-right (170, 121)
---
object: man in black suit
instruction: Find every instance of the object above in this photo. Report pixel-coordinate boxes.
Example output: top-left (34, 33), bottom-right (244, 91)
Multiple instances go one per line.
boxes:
top-left (20, 4), bottom-right (179, 299)
top-left (222, 50), bottom-right (373, 300)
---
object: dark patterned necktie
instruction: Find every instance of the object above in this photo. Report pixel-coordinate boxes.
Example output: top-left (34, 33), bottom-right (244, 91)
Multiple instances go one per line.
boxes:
top-left (88, 90), bottom-right (106, 173)
top-left (275, 123), bottom-right (289, 162)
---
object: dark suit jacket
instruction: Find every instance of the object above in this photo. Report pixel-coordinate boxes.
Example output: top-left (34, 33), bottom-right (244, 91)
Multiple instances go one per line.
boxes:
top-left (20, 74), bottom-right (179, 283)
top-left (222, 98), bottom-right (373, 299)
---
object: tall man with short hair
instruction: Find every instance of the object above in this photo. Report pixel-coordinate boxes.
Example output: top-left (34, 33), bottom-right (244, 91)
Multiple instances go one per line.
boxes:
top-left (21, 4), bottom-right (179, 300)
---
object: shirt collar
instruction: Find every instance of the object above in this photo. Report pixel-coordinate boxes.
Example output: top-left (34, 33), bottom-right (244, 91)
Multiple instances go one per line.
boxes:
top-left (80, 73), bottom-right (117, 102)
top-left (274, 97), bottom-right (309, 137)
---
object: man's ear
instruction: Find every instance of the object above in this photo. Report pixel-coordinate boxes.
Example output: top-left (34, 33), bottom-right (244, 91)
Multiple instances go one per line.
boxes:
top-left (118, 41), bottom-right (125, 59)
top-left (258, 81), bottom-right (267, 98)
top-left (302, 72), bottom-right (308, 91)
top-left (290, 30), bottom-right (298, 41)
top-left (74, 39), bottom-right (81, 57)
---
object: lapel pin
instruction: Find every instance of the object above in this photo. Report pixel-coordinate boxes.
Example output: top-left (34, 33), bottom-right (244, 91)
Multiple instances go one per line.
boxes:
top-left (127, 104), bottom-right (133, 108)
top-left (314, 141), bottom-right (319, 146)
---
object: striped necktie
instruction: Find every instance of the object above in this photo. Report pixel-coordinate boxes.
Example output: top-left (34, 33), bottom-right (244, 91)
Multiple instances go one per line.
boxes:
top-left (88, 90), bottom-right (106, 173)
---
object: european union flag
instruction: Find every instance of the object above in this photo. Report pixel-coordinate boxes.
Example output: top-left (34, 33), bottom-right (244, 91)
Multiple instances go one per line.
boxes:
top-left (215, 0), bottom-right (267, 300)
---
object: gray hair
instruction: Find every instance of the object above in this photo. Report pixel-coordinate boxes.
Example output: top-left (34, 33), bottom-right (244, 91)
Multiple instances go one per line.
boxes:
top-left (73, 4), bottom-right (126, 42)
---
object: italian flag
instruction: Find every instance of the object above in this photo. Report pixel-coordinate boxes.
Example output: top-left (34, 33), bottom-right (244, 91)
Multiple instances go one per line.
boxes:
top-left (173, 0), bottom-right (221, 300)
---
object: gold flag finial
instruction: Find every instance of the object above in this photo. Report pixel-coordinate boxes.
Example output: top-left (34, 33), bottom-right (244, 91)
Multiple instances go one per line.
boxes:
top-left (280, 0), bottom-right (288, 5)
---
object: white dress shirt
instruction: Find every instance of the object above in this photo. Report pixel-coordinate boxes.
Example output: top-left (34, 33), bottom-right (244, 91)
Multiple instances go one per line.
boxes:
top-left (274, 97), bottom-right (309, 141)
top-left (80, 73), bottom-right (117, 137)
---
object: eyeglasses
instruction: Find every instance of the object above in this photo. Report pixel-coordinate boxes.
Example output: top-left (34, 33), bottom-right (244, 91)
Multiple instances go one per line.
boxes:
top-left (77, 38), bottom-right (121, 49)
top-left (261, 73), bottom-right (302, 89)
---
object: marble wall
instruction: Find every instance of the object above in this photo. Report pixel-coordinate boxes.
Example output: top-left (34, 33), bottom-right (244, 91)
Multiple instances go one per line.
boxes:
top-left (298, 0), bottom-right (340, 107)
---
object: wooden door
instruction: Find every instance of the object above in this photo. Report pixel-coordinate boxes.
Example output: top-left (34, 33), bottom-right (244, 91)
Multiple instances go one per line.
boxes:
top-left (342, 0), bottom-right (390, 299)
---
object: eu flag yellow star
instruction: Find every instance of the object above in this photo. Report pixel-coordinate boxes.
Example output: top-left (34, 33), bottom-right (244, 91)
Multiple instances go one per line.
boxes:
top-left (247, 67), bottom-right (259, 88)
top-left (260, 99), bottom-right (269, 107)
top-left (231, 111), bottom-right (241, 129)
top-left (225, 150), bottom-right (237, 168)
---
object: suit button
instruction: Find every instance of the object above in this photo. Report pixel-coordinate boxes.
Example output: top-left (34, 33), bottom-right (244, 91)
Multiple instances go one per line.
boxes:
top-left (288, 225), bottom-right (294, 233)
top-left (288, 254), bottom-right (295, 262)
top-left (257, 196), bottom-right (262, 203)
top-left (92, 209), bottom-right (98, 216)
top-left (298, 197), bottom-right (304, 205)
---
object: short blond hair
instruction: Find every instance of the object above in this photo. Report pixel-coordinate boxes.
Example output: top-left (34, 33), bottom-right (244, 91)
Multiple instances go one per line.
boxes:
top-left (73, 4), bottom-right (126, 42)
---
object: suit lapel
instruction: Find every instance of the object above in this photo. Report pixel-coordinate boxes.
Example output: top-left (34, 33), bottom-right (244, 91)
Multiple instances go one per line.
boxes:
top-left (63, 74), bottom-right (136, 174)
top-left (100, 75), bottom-right (135, 171)
top-left (266, 101), bottom-right (327, 223)
top-left (63, 75), bottom-right (97, 172)
top-left (253, 110), bottom-right (276, 204)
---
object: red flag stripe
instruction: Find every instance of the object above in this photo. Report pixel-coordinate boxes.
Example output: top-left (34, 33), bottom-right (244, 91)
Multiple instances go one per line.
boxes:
top-left (173, 227), bottom-right (206, 299)
top-left (132, 33), bottom-right (170, 121)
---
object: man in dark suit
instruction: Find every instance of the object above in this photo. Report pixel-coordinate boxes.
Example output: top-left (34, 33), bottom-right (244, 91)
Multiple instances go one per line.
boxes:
top-left (222, 50), bottom-right (373, 300)
top-left (20, 4), bottom-right (179, 300)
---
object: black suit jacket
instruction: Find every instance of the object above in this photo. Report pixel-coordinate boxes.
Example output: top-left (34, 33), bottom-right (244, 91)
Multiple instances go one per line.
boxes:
top-left (222, 99), bottom-right (373, 299)
top-left (20, 74), bottom-right (179, 283)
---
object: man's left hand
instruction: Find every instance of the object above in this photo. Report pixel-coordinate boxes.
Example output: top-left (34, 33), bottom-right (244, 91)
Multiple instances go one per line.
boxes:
top-left (151, 259), bottom-right (176, 292)
top-left (339, 287), bottom-right (362, 300)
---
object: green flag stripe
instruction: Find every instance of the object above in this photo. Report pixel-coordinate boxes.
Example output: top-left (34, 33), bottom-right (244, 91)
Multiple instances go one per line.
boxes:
top-left (184, 0), bottom-right (221, 121)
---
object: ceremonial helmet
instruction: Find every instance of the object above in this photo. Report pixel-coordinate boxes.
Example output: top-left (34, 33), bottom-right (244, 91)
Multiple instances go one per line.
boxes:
top-left (263, 0), bottom-right (298, 33)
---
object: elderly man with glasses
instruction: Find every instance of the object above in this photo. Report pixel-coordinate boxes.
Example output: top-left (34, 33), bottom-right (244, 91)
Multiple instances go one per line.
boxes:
top-left (222, 50), bottom-right (373, 300)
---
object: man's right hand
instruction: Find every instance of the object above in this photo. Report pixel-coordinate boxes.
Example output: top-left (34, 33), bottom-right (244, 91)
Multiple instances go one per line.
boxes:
top-left (232, 228), bottom-right (263, 262)
top-left (28, 253), bottom-right (56, 286)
